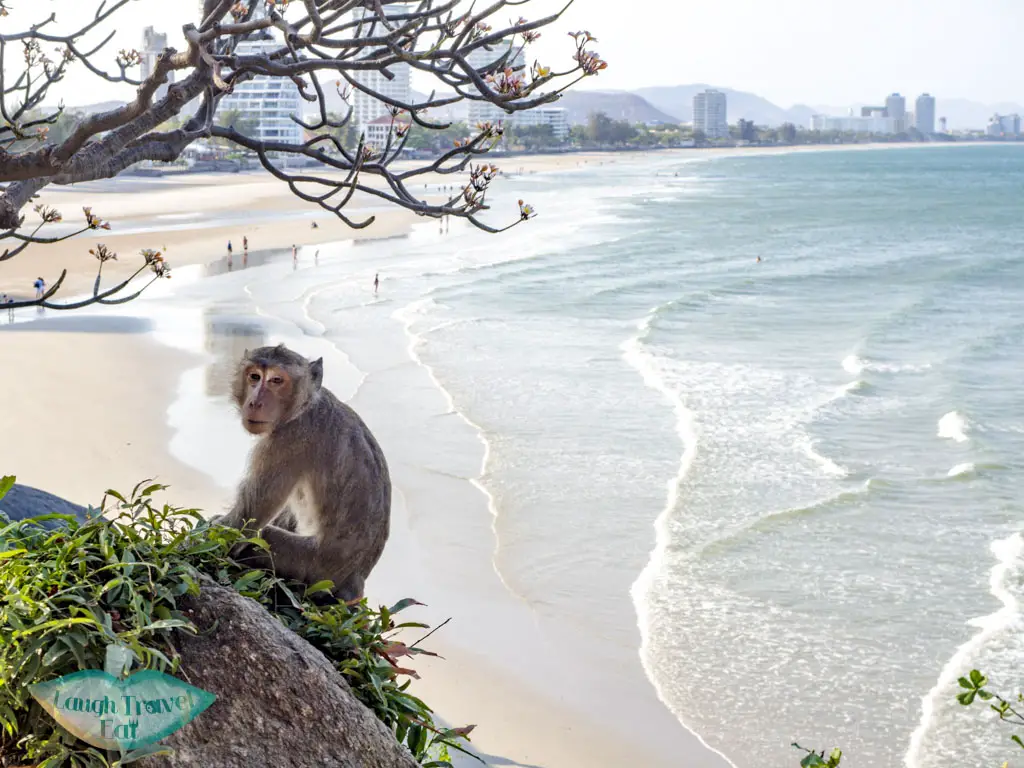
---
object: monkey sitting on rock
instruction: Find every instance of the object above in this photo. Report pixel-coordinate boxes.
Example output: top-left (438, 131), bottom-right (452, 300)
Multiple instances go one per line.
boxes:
top-left (213, 344), bottom-right (391, 603)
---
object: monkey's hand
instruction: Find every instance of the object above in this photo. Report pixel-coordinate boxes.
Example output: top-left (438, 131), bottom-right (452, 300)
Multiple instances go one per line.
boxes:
top-left (229, 540), bottom-right (275, 571)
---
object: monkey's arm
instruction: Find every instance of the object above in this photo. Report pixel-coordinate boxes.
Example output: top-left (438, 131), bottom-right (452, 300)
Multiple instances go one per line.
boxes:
top-left (236, 525), bottom-right (319, 584)
top-left (218, 463), bottom-right (296, 533)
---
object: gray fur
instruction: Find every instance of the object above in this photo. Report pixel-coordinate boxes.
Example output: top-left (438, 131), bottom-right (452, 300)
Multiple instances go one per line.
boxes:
top-left (218, 345), bottom-right (391, 602)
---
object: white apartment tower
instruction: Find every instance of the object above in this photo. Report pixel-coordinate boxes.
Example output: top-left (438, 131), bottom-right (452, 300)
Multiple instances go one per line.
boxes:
top-left (465, 41), bottom-right (527, 127)
top-left (141, 26), bottom-right (173, 99)
top-left (218, 35), bottom-right (304, 147)
top-left (348, 6), bottom-right (413, 131)
top-left (885, 93), bottom-right (906, 131)
top-left (693, 89), bottom-right (728, 139)
top-left (915, 93), bottom-right (936, 134)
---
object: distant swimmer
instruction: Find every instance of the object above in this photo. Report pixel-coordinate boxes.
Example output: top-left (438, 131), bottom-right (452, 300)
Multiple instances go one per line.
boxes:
top-left (373, 272), bottom-right (379, 295)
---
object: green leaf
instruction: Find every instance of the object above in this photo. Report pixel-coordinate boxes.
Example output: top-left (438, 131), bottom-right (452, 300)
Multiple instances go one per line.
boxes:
top-left (969, 669), bottom-right (987, 688)
top-left (115, 742), bottom-right (174, 764)
top-left (0, 548), bottom-right (27, 559)
top-left (304, 579), bottom-right (336, 596)
top-left (0, 475), bottom-right (16, 502)
top-left (957, 691), bottom-right (976, 706)
top-left (389, 597), bottom-right (426, 614)
top-left (232, 570), bottom-right (265, 592)
top-left (957, 676), bottom-right (973, 689)
top-left (1012, 735), bottom-right (1024, 750)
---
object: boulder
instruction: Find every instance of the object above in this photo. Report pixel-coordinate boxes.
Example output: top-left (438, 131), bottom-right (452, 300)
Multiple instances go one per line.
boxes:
top-left (0, 483), bottom-right (91, 528)
top-left (147, 578), bottom-right (420, 768)
top-left (0, 486), bottom-right (418, 768)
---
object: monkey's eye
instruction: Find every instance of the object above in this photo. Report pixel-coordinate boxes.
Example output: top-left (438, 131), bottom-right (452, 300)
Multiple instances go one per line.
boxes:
top-left (248, 372), bottom-right (260, 383)
top-left (269, 376), bottom-right (284, 385)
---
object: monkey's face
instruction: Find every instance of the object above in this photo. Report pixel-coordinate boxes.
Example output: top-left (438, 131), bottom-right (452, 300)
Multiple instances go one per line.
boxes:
top-left (241, 364), bottom-right (293, 435)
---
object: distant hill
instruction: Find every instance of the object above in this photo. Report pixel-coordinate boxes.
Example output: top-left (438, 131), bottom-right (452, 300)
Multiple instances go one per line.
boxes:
top-left (554, 90), bottom-right (679, 125)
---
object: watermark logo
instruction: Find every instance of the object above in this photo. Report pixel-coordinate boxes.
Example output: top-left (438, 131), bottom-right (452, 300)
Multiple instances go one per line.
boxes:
top-left (29, 669), bottom-right (216, 751)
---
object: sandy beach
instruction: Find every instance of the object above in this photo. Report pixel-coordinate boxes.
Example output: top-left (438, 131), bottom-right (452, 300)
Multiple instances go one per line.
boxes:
top-left (0, 140), bottom-right (991, 768)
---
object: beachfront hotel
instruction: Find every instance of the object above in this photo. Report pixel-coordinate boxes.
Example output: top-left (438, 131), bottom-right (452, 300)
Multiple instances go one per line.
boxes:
top-left (915, 93), bottom-right (937, 134)
top-left (465, 40), bottom-right (528, 127)
top-left (217, 35), bottom-right (305, 147)
top-left (886, 93), bottom-right (907, 131)
top-left (212, 2), bottom-right (304, 150)
top-left (347, 5), bottom-right (413, 131)
top-left (693, 89), bottom-right (728, 139)
top-left (512, 106), bottom-right (570, 140)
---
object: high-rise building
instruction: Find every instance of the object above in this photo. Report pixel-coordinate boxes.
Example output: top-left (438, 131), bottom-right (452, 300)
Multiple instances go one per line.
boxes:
top-left (693, 89), bottom-right (728, 139)
top-left (885, 93), bottom-right (906, 131)
top-left (140, 26), bottom-right (173, 99)
top-left (218, 35), bottom-right (304, 148)
top-left (465, 40), bottom-right (527, 128)
top-left (986, 114), bottom-right (1021, 137)
top-left (810, 113), bottom-right (899, 134)
top-left (861, 105), bottom-right (886, 117)
top-left (348, 6), bottom-right (413, 130)
top-left (915, 93), bottom-right (936, 134)
top-left (512, 106), bottom-right (569, 140)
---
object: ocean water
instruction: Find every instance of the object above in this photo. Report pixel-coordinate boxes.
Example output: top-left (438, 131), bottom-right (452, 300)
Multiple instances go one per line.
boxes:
top-left (153, 145), bottom-right (1024, 767)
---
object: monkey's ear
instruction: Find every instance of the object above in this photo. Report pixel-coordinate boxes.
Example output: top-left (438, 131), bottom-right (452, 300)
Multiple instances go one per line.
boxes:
top-left (309, 357), bottom-right (324, 389)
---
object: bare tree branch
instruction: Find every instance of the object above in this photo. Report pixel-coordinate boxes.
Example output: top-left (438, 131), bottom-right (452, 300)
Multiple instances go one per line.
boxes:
top-left (0, 0), bottom-right (604, 310)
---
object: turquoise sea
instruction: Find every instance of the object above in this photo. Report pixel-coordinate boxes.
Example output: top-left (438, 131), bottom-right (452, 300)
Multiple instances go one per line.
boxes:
top-left (398, 145), bottom-right (1024, 767)
top-left (143, 144), bottom-right (1024, 767)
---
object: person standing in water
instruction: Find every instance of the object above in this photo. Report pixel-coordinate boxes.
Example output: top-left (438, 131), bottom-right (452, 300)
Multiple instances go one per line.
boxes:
top-left (373, 273), bottom-right (379, 295)
top-left (227, 240), bottom-right (233, 257)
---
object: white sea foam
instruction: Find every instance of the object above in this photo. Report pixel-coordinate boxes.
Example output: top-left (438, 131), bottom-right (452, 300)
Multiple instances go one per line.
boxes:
top-left (798, 436), bottom-right (850, 477)
top-left (947, 462), bottom-right (976, 478)
top-left (938, 411), bottom-right (970, 443)
top-left (390, 296), bottom-right (524, 602)
top-left (622, 305), bottom-right (739, 768)
top-left (842, 353), bottom-right (931, 375)
top-left (904, 533), bottom-right (1024, 767)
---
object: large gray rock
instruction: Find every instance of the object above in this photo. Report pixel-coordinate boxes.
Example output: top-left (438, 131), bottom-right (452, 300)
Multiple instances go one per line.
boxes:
top-left (0, 483), bottom-right (91, 528)
top-left (1, 486), bottom-right (415, 767)
top-left (148, 578), bottom-right (420, 768)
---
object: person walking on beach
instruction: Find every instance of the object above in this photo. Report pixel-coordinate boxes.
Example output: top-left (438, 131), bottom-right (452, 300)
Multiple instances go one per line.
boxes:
top-left (242, 235), bottom-right (248, 252)
top-left (33, 277), bottom-right (45, 299)
top-left (373, 273), bottom-right (379, 295)
top-left (227, 240), bottom-right (233, 258)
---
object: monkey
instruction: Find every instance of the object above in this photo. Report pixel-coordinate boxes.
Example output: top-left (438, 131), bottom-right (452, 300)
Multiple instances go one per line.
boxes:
top-left (213, 344), bottom-right (391, 603)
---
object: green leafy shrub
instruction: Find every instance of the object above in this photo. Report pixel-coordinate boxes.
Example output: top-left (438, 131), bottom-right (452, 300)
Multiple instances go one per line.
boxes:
top-left (792, 743), bottom-right (842, 767)
top-left (0, 477), bottom-right (474, 768)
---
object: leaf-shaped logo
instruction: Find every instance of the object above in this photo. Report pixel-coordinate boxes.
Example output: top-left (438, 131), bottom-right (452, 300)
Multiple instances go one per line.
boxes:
top-left (29, 670), bottom-right (216, 751)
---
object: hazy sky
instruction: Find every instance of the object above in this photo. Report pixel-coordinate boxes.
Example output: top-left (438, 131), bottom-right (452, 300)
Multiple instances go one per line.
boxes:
top-left (12, 0), bottom-right (1024, 109)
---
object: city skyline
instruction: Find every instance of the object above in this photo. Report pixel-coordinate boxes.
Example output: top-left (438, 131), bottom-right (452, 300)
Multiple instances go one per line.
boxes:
top-left (5, 1), bottom-right (1024, 111)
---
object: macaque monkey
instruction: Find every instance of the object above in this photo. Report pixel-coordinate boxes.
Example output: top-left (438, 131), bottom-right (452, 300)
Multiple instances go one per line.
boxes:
top-left (215, 344), bottom-right (391, 602)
